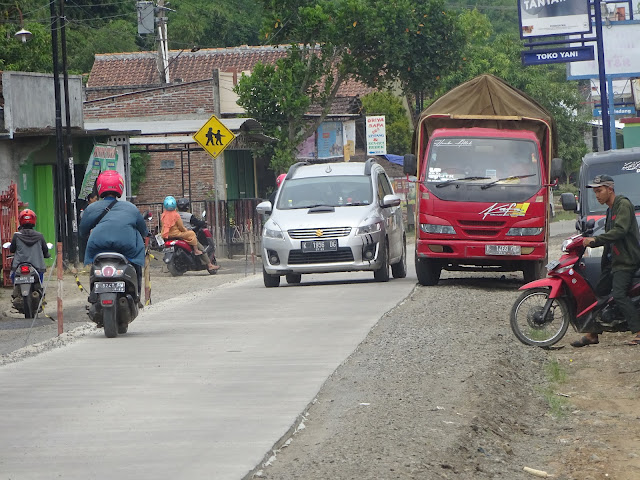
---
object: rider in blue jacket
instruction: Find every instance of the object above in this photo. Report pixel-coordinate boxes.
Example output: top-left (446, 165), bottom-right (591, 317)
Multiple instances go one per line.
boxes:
top-left (79, 170), bottom-right (148, 295)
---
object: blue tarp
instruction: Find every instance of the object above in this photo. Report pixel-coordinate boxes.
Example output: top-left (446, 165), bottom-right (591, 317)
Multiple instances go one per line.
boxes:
top-left (382, 154), bottom-right (404, 166)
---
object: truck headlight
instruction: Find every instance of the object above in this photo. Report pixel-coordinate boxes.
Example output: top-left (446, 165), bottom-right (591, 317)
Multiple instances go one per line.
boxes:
top-left (263, 224), bottom-right (285, 239)
top-left (506, 227), bottom-right (543, 236)
top-left (420, 223), bottom-right (456, 234)
top-left (356, 221), bottom-right (383, 235)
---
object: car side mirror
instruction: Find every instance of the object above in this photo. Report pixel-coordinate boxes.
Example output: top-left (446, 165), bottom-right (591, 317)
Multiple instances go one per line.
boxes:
top-left (550, 157), bottom-right (563, 179)
top-left (256, 200), bottom-right (272, 215)
top-left (382, 194), bottom-right (401, 208)
top-left (403, 154), bottom-right (417, 176)
top-left (560, 192), bottom-right (577, 212)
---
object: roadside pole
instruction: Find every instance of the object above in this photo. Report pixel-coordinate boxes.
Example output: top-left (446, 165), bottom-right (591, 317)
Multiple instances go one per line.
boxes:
top-left (56, 242), bottom-right (63, 335)
top-left (144, 238), bottom-right (151, 306)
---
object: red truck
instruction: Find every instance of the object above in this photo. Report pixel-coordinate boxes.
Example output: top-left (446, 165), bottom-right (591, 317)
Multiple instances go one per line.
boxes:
top-left (403, 74), bottom-right (562, 285)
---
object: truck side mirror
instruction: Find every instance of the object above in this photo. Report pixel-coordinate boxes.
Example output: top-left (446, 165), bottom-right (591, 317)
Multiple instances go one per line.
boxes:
top-left (550, 157), bottom-right (563, 179)
top-left (560, 192), bottom-right (577, 212)
top-left (403, 154), bottom-right (417, 176)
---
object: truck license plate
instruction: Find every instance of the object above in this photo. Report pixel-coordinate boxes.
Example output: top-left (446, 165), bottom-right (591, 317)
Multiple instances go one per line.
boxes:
top-left (94, 281), bottom-right (125, 293)
top-left (14, 276), bottom-right (35, 284)
top-left (301, 240), bottom-right (338, 253)
top-left (485, 245), bottom-right (521, 256)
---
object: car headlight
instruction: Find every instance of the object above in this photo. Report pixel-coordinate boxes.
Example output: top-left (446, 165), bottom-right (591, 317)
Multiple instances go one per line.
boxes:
top-left (263, 224), bottom-right (285, 239)
top-left (420, 223), bottom-right (456, 234)
top-left (356, 221), bottom-right (383, 235)
top-left (506, 227), bottom-right (543, 236)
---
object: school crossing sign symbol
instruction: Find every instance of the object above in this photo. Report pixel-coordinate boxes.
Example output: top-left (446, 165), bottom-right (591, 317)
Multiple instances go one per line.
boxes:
top-left (193, 115), bottom-right (236, 158)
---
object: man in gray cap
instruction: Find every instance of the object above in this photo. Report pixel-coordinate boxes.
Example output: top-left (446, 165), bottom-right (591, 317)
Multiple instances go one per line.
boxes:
top-left (572, 174), bottom-right (640, 347)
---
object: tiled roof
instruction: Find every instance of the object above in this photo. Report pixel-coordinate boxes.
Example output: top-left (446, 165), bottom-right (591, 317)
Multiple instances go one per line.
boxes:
top-left (87, 45), bottom-right (375, 98)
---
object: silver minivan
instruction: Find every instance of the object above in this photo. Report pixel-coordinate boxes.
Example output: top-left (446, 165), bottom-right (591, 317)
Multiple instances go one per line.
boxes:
top-left (256, 159), bottom-right (407, 287)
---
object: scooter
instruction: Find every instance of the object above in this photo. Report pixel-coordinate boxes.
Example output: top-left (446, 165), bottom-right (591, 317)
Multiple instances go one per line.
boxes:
top-left (87, 252), bottom-right (140, 338)
top-left (162, 223), bottom-right (218, 276)
top-left (510, 219), bottom-right (640, 347)
top-left (3, 241), bottom-right (53, 319)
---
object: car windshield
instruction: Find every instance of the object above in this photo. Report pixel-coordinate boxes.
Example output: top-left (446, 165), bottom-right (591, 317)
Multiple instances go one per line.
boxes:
top-left (422, 137), bottom-right (542, 203)
top-left (583, 161), bottom-right (640, 215)
top-left (276, 176), bottom-right (373, 209)
top-left (424, 137), bottom-right (541, 185)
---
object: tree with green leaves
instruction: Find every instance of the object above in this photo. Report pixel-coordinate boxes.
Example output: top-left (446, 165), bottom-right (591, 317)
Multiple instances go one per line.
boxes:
top-left (235, 0), bottom-right (464, 172)
top-left (360, 92), bottom-right (412, 155)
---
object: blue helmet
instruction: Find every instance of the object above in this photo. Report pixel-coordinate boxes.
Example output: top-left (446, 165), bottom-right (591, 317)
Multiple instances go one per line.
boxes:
top-left (163, 195), bottom-right (177, 211)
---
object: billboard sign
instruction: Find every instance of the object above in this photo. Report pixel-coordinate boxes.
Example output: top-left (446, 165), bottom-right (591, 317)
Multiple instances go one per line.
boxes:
top-left (366, 116), bottom-right (387, 156)
top-left (79, 144), bottom-right (118, 200)
top-left (522, 45), bottom-right (593, 65)
top-left (519, 0), bottom-right (590, 38)
top-left (568, 23), bottom-right (640, 79)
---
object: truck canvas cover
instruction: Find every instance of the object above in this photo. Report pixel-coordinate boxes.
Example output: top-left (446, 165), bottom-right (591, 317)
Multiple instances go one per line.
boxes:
top-left (418, 74), bottom-right (557, 161)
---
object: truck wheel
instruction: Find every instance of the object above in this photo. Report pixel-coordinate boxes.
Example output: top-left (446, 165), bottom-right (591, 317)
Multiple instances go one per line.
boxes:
top-left (373, 241), bottom-right (390, 282)
top-left (416, 258), bottom-right (441, 286)
top-left (263, 267), bottom-right (280, 288)
top-left (522, 259), bottom-right (546, 284)
top-left (391, 236), bottom-right (407, 279)
top-left (102, 307), bottom-right (118, 338)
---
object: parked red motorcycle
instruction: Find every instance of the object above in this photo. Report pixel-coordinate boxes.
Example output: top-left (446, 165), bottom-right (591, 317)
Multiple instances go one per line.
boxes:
top-left (162, 224), bottom-right (218, 276)
top-left (510, 219), bottom-right (640, 347)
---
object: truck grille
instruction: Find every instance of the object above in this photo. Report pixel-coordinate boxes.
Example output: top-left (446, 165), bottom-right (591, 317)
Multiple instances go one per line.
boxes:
top-left (288, 227), bottom-right (352, 239)
top-left (288, 247), bottom-right (354, 264)
top-left (458, 220), bottom-right (505, 227)
top-left (462, 229), bottom-right (500, 237)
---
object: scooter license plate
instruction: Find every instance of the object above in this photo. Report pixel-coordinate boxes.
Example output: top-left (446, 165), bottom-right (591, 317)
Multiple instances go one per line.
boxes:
top-left (164, 246), bottom-right (174, 253)
top-left (485, 244), bottom-right (521, 256)
top-left (155, 234), bottom-right (165, 247)
top-left (14, 276), bottom-right (35, 284)
top-left (94, 281), bottom-right (125, 293)
top-left (546, 260), bottom-right (560, 271)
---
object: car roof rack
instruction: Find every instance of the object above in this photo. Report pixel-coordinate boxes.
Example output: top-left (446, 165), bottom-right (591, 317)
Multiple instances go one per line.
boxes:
top-left (364, 158), bottom-right (377, 176)
top-left (286, 161), bottom-right (310, 180)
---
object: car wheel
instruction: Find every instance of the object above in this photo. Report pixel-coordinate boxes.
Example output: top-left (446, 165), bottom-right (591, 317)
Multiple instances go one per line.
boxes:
top-left (373, 240), bottom-right (390, 282)
top-left (286, 273), bottom-right (301, 284)
top-left (263, 266), bottom-right (280, 288)
top-left (391, 235), bottom-right (407, 279)
top-left (416, 257), bottom-right (441, 286)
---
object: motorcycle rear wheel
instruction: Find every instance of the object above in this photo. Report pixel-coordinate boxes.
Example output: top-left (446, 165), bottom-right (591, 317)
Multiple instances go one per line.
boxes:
top-left (22, 295), bottom-right (33, 319)
top-left (510, 288), bottom-right (570, 347)
top-left (167, 260), bottom-right (185, 277)
top-left (102, 307), bottom-right (118, 338)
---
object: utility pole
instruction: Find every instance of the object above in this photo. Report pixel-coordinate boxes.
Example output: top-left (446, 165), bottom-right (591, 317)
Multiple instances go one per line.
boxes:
top-left (157, 0), bottom-right (170, 83)
top-left (212, 69), bottom-right (223, 257)
top-left (59, 0), bottom-right (79, 266)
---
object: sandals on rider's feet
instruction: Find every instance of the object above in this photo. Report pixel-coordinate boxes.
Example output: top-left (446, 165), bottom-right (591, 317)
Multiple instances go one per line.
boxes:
top-left (625, 336), bottom-right (640, 346)
top-left (570, 336), bottom-right (600, 348)
top-left (194, 249), bottom-right (203, 255)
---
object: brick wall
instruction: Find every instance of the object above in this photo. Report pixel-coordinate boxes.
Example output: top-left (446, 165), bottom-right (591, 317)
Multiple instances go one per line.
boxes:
top-left (84, 80), bottom-right (216, 119)
top-left (134, 149), bottom-right (216, 204)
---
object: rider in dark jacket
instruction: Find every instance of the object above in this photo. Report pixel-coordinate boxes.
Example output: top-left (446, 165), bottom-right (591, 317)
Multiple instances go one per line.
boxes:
top-left (9, 209), bottom-right (50, 283)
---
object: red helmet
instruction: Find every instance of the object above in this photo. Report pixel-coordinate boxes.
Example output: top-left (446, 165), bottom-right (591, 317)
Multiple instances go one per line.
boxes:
top-left (276, 174), bottom-right (287, 188)
top-left (96, 170), bottom-right (124, 198)
top-left (19, 209), bottom-right (37, 227)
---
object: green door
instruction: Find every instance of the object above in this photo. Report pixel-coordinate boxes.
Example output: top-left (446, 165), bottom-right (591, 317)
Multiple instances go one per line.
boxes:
top-left (225, 151), bottom-right (255, 199)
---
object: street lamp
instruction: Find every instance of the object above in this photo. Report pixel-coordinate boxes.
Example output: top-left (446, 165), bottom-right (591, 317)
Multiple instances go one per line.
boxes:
top-left (7, 6), bottom-right (32, 43)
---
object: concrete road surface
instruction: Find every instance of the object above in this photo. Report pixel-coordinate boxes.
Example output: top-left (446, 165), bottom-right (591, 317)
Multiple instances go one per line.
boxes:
top-left (0, 268), bottom-right (416, 479)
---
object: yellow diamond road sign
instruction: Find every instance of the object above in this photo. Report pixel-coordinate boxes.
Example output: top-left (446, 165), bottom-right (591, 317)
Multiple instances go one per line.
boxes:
top-left (193, 115), bottom-right (236, 158)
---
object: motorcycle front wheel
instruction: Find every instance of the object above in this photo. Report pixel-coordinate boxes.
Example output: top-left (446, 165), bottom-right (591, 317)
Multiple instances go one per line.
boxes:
top-left (510, 288), bottom-right (570, 347)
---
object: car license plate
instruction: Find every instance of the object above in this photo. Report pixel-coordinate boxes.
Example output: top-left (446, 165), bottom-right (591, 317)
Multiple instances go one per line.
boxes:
top-left (94, 281), bottom-right (125, 293)
top-left (164, 246), bottom-right (174, 253)
top-left (485, 244), bottom-right (521, 256)
top-left (14, 276), bottom-right (34, 284)
top-left (155, 234), bottom-right (165, 246)
top-left (301, 240), bottom-right (338, 253)
top-left (546, 260), bottom-right (560, 271)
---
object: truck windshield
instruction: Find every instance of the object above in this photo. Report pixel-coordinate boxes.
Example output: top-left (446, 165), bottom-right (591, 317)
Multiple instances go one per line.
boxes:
top-left (423, 137), bottom-right (541, 202)
top-left (583, 162), bottom-right (640, 215)
top-left (276, 176), bottom-right (373, 209)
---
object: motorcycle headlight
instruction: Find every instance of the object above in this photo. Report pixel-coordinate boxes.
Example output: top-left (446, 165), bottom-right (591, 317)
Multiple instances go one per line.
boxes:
top-left (420, 223), bottom-right (456, 234)
top-left (356, 221), bottom-right (383, 235)
top-left (263, 223), bottom-right (285, 240)
top-left (506, 227), bottom-right (544, 236)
